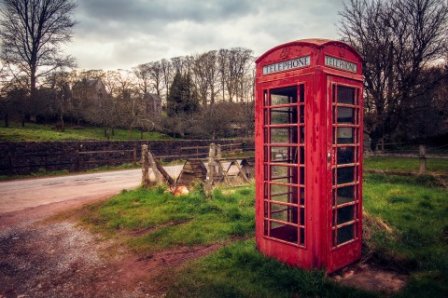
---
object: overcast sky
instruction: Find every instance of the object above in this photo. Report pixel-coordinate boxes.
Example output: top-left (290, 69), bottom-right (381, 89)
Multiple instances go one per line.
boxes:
top-left (66, 0), bottom-right (346, 70)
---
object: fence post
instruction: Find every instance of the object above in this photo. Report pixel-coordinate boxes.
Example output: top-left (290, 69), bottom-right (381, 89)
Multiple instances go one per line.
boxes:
top-left (419, 145), bottom-right (427, 175)
top-left (147, 149), bottom-right (164, 183)
top-left (133, 147), bottom-right (137, 164)
top-left (141, 144), bottom-right (150, 187)
top-left (207, 143), bottom-right (217, 185)
top-left (75, 150), bottom-right (80, 172)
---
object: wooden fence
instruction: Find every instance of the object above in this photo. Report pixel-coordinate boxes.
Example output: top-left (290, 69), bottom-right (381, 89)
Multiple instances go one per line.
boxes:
top-left (0, 140), bottom-right (254, 175)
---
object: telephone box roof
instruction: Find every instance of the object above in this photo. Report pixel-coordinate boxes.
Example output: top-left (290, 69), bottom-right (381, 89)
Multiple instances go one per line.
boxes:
top-left (256, 38), bottom-right (362, 63)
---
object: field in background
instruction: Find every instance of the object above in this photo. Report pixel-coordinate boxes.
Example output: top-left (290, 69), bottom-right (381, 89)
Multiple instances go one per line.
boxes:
top-left (364, 156), bottom-right (448, 175)
top-left (0, 122), bottom-right (171, 142)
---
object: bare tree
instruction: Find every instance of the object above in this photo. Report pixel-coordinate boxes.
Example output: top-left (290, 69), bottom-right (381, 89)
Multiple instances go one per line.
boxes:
top-left (217, 49), bottom-right (229, 101)
top-left (339, 0), bottom-right (448, 149)
top-left (161, 58), bottom-right (172, 103)
top-left (204, 50), bottom-right (219, 105)
top-left (0, 0), bottom-right (76, 98)
top-left (134, 63), bottom-right (152, 96)
top-left (148, 61), bottom-right (163, 96)
top-left (192, 53), bottom-right (210, 106)
top-left (45, 70), bottom-right (72, 131)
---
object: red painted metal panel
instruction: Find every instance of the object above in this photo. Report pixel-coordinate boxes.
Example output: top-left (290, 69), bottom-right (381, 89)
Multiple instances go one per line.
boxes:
top-left (255, 39), bottom-right (363, 273)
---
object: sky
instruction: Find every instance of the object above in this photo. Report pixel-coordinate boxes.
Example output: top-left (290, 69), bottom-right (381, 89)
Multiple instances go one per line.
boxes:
top-left (66, 0), bottom-right (346, 70)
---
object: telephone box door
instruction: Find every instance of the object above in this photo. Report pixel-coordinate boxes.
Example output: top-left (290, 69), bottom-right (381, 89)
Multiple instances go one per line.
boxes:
top-left (326, 75), bottom-right (363, 271)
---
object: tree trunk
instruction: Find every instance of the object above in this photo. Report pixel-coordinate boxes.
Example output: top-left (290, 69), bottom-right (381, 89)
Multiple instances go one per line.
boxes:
top-left (418, 145), bottom-right (427, 175)
top-left (4, 113), bottom-right (9, 128)
top-left (30, 66), bottom-right (37, 99)
top-left (210, 87), bottom-right (215, 105)
top-left (59, 114), bottom-right (65, 132)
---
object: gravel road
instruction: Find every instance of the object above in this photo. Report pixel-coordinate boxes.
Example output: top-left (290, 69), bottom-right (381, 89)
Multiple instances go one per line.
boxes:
top-left (0, 166), bottom-right (182, 228)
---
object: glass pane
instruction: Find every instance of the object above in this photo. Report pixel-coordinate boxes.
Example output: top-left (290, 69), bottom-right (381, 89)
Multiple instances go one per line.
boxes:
top-left (271, 165), bottom-right (298, 183)
top-left (271, 106), bottom-right (297, 124)
top-left (299, 84), bottom-right (305, 103)
top-left (337, 107), bottom-right (354, 123)
top-left (337, 86), bottom-right (355, 104)
top-left (271, 127), bottom-right (298, 143)
top-left (337, 167), bottom-right (355, 184)
top-left (299, 126), bottom-right (305, 143)
top-left (270, 203), bottom-right (298, 224)
top-left (299, 106), bottom-right (304, 124)
top-left (300, 167), bottom-right (305, 185)
top-left (337, 224), bottom-right (355, 244)
top-left (337, 147), bottom-right (354, 164)
top-left (270, 184), bottom-right (298, 204)
top-left (299, 228), bottom-right (305, 245)
top-left (337, 127), bottom-right (354, 144)
top-left (300, 207), bottom-right (305, 225)
top-left (270, 222), bottom-right (298, 243)
top-left (335, 186), bottom-right (355, 205)
top-left (270, 86), bottom-right (297, 105)
top-left (300, 147), bottom-right (305, 164)
top-left (336, 205), bottom-right (354, 224)
top-left (271, 146), bottom-right (299, 163)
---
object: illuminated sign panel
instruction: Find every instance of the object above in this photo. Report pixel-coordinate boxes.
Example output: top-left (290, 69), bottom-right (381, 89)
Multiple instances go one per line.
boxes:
top-left (263, 56), bottom-right (310, 75)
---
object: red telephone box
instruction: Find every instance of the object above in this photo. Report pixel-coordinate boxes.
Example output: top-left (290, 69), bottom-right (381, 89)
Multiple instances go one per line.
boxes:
top-left (255, 39), bottom-right (364, 273)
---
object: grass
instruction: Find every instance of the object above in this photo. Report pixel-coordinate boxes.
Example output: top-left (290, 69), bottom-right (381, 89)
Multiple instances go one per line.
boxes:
top-left (364, 156), bottom-right (448, 175)
top-left (81, 172), bottom-right (448, 297)
top-left (82, 184), bottom-right (256, 254)
top-left (166, 240), bottom-right (371, 298)
top-left (0, 122), bottom-right (171, 142)
top-left (363, 174), bottom-right (448, 297)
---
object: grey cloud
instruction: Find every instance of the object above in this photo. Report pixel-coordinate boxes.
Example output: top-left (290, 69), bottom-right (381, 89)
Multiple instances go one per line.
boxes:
top-left (68, 0), bottom-right (346, 69)
top-left (79, 0), bottom-right (257, 24)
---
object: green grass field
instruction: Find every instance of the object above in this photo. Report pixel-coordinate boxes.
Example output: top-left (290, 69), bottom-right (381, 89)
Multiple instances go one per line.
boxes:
top-left (81, 173), bottom-right (448, 297)
top-left (364, 156), bottom-right (448, 175)
top-left (0, 122), bottom-right (171, 142)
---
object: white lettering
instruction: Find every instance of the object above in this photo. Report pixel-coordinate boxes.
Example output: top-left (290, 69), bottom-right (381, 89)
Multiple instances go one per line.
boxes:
top-left (262, 56), bottom-right (311, 75)
top-left (325, 56), bottom-right (357, 73)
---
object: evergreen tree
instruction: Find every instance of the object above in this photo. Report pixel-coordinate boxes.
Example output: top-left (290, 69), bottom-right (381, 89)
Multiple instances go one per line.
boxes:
top-left (167, 71), bottom-right (199, 116)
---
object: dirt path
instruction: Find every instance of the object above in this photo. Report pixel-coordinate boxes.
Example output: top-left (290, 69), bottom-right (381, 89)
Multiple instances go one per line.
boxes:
top-left (0, 166), bottom-right (221, 297)
top-left (0, 167), bottom-right (184, 229)
top-left (0, 167), bottom-right (183, 214)
top-left (0, 220), bottom-right (221, 297)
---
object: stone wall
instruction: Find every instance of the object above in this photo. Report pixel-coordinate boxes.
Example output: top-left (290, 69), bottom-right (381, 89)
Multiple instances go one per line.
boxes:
top-left (0, 139), bottom-right (254, 175)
